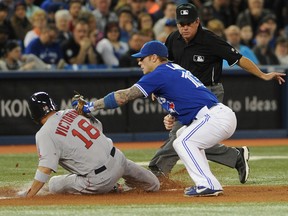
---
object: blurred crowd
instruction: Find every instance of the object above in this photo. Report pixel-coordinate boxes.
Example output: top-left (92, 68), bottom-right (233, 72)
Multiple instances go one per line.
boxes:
top-left (0, 0), bottom-right (288, 71)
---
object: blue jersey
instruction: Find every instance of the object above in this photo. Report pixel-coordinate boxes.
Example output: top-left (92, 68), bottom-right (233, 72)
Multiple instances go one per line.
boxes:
top-left (134, 63), bottom-right (218, 125)
top-left (25, 38), bottom-right (63, 64)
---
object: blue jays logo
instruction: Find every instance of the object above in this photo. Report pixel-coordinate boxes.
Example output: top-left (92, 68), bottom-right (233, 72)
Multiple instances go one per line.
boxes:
top-left (168, 101), bottom-right (177, 113)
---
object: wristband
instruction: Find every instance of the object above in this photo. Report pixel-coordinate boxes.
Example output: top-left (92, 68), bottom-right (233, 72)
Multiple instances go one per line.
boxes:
top-left (103, 92), bottom-right (119, 109)
top-left (34, 169), bottom-right (50, 183)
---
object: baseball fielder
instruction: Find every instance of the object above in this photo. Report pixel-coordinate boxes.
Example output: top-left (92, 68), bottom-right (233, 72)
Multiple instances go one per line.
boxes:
top-left (74, 40), bottom-right (285, 196)
top-left (23, 91), bottom-right (160, 197)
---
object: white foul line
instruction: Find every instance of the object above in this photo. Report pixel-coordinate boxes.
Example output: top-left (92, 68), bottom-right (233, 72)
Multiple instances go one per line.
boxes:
top-left (136, 155), bottom-right (288, 166)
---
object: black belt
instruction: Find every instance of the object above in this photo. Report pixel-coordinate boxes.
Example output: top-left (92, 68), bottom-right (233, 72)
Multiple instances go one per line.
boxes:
top-left (94, 147), bottom-right (116, 175)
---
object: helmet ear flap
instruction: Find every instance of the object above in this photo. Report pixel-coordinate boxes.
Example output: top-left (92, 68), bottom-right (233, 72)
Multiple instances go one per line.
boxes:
top-left (28, 92), bottom-right (58, 124)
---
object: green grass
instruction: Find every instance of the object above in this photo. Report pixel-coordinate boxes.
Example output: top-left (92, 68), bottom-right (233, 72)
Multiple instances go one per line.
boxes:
top-left (0, 203), bottom-right (288, 216)
top-left (0, 145), bottom-right (287, 215)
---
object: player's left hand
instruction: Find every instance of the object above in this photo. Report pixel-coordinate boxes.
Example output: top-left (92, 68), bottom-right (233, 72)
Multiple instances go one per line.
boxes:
top-left (264, 72), bottom-right (286, 85)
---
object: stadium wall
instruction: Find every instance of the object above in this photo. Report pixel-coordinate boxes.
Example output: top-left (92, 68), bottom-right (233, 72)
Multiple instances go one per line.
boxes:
top-left (0, 66), bottom-right (287, 145)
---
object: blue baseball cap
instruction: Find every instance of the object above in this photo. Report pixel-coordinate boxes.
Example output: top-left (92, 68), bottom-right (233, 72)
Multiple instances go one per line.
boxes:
top-left (131, 40), bottom-right (168, 58)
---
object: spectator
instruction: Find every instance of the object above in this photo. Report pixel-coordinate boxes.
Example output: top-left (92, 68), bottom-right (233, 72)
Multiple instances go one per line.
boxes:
top-left (114, 0), bottom-right (129, 12)
top-left (206, 18), bottom-right (225, 39)
top-left (89, 28), bottom-right (104, 52)
top-left (96, 22), bottom-right (129, 67)
top-left (24, 9), bottom-right (47, 48)
top-left (150, 0), bottom-right (169, 22)
top-left (117, 8), bottom-right (135, 43)
top-left (156, 18), bottom-right (177, 43)
top-left (25, 24), bottom-right (63, 65)
top-left (0, 0), bottom-right (15, 19)
top-left (200, 0), bottom-right (235, 28)
top-left (268, 0), bottom-right (288, 33)
top-left (84, 0), bottom-right (97, 11)
top-left (92, 0), bottom-right (118, 33)
top-left (145, 0), bottom-right (160, 17)
top-left (223, 25), bottom-right (259, 68)
top-left (258, 14), bottom-right (278, 49)
top-left (0, 40), bottom-right (49, 71)
top-left (153, 1), bottom-right (176, 39)
top-left (24, 0), bottom-right (42, 19)
top-left (137, 12), bottom-right (154, 32)
top-left (54, 9), bottom-right (72, 44)
top-left (68, 0), bottom-right (83, 32)
top-left (274, 36), bottom-right (288, 65)
top-left (253, 28), bottom-right (280, 65)
top-left (0, 27), bottom-right (10, 58)
top-left (79, 10), bottom-right (104, 47)
top-left (61, 20), bottom-right (98, 65)
top-left (236, 0), bottom-right (273, 37)
top-left (129, 0), bottom-right (147, 29)
top-left (230, 0), bottom-right (247, 21)
top-left (10, 2), bottom-right (33, 42)
top-left (78, 10), bottom-right (98, 34)
top-left (44, 2), bottom-right (66, 24)
top-left (41, 0), bottom-right (68, 13)
top-left (119, 31), bottom-right (146, 67)
top-left (0, 2), bottom-right (16, 40)
top-left (239, 24), bottom-right (254, 48)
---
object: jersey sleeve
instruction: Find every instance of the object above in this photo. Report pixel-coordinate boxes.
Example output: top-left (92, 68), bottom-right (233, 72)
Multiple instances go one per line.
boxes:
top-left (134, 70), bottom-right (164, 97)
top-left (208, 33), bottom-right (242, 66)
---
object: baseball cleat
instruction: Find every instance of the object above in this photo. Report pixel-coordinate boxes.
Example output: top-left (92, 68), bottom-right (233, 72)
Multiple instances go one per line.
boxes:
top-left (235, 146), bottom-right (250, 184)
top-left (184, 186), bottom-right (223, 197)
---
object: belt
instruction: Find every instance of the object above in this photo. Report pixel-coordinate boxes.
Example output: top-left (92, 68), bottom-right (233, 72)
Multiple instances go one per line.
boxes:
top-left (195, 103), bottom-right (218, 120)
top-left (94, 147), bottom-right (116, 175)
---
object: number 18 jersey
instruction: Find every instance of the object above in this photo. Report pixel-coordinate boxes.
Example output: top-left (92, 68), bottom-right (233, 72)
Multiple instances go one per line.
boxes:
top-left (35, 109), bottom-right (113, 176)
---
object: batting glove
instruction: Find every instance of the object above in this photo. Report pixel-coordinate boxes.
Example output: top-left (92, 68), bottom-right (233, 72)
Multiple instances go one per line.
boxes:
top-left (83, 101), bottom-right (95, 113)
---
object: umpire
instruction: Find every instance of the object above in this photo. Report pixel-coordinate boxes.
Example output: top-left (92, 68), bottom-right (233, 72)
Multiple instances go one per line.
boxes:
top-left (148, 3), bottom-right (285, 184)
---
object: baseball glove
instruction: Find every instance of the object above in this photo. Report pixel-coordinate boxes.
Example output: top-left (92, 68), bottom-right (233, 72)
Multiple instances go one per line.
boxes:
top-left (72, 91), bottom-right (98, 123)
top-left (72, 91), bottom-right (87, 116)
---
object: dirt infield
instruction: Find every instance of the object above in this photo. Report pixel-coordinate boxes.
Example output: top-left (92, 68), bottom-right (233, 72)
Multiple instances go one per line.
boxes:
top-left (0, 139), bottom-right (288, 205)
top-left (1, 138), bottom-right (288, 154)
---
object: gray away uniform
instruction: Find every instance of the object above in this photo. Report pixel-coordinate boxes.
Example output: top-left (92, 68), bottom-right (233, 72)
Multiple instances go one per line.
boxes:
top-left (36, 109), bottom-right (159, 194)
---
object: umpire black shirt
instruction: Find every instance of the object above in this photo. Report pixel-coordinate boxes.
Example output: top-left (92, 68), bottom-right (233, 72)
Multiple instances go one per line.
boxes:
top-left (165, 25), bottom-right (242, 86)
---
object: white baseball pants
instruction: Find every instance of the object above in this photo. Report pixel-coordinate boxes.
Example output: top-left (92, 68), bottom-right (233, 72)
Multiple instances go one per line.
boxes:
top-left (173, 103), bottom-right (237, 190)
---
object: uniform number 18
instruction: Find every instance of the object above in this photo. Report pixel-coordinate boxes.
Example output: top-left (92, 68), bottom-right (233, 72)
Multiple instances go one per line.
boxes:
top-left (72, 119), bottom-right (100, 149)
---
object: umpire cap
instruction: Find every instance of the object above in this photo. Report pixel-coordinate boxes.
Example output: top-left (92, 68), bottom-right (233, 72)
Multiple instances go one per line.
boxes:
top-left (176, 3), bottom-right (198, 24)
top-left (28, 92), bottom-right (58, 124)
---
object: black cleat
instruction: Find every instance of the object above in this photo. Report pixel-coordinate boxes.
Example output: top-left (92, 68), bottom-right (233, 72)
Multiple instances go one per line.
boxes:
top-left (235, 146), bottom-right (250, 184)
